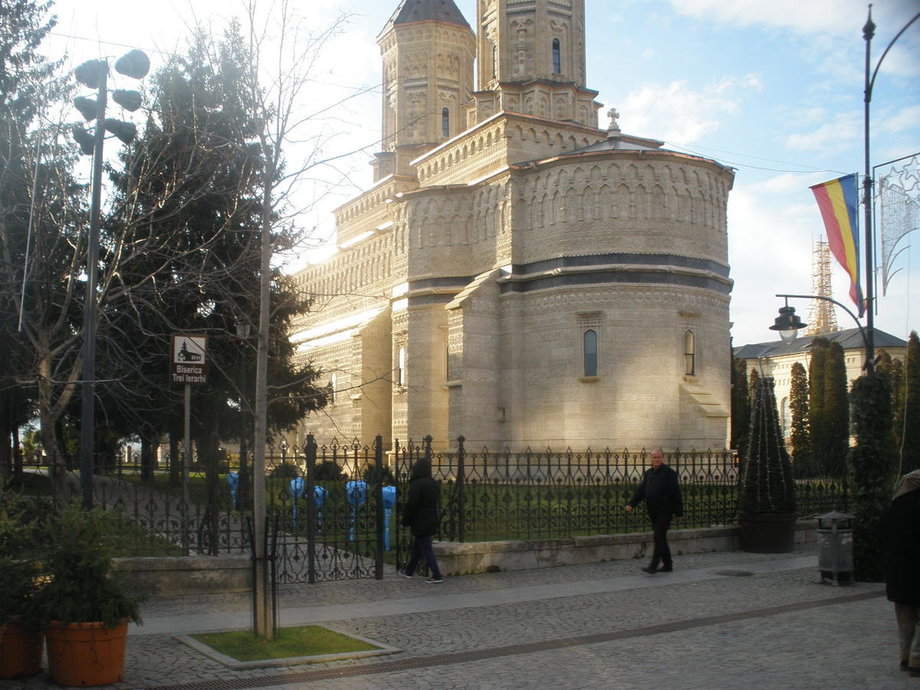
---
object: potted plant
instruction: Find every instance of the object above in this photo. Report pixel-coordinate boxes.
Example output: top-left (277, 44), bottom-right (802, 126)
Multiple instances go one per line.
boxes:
top-left (34, 506), bottom-right (141, 687)
top-left (0, 488), bottom-right (44, 679)
top-left (738, 377), bottom-right (797, 553)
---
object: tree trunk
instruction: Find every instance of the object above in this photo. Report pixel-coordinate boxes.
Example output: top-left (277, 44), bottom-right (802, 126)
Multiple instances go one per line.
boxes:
top-left (140, 435), bottom-right (154, 483)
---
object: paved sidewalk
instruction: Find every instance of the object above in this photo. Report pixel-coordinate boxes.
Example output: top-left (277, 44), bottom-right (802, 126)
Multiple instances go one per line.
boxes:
top-left (10, 547), bottom-right (911, 689)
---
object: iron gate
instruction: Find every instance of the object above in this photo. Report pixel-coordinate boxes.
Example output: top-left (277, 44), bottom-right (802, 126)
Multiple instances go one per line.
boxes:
top-left (266, 435), bottom-right (400, 585)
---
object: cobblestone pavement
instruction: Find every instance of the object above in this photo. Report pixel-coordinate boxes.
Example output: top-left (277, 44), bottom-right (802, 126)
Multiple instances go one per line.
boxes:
top-left (9, 548), bottom-right (912, 689)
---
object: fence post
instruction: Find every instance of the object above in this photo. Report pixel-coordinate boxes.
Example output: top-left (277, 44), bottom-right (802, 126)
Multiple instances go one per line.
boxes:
top-left (304, 434), bottom-right (317, 585)
top-left (374, 435), bottom-right (385, 580)
top-left (455, 436), bottom-right (465, 543)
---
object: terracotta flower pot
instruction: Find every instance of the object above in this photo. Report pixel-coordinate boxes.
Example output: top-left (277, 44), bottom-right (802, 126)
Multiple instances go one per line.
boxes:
top-left (44, 620), bottom-right (129, 687)
top-left (0, 619), bottom-right (43, 679)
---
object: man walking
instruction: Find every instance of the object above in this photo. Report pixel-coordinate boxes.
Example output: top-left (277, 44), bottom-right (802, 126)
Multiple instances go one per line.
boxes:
top-left (400, 457), bottom-right (444, 583)
top-left (626, 448), bottom-right (683, 574)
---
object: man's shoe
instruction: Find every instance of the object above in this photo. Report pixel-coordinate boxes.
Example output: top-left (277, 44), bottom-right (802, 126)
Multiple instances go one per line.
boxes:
top-left (658, 565), bottom-right (673, 572)
top-left (425, 577), bottom-right (444, 584)
top-left (641, 566), bottom-right (657, 574)
top-left (398, 570), bottom-right (413, 579)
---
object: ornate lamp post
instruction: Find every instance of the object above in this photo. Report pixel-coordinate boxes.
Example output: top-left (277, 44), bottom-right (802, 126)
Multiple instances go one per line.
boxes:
top-left (770, 293), bottom-right (872, 368)
top-left (861, 7), bottom-right (920, 371)
top-left (73, 49), bottom-right (149, 509)
top-left (770, 7), bottom-right (919, 375)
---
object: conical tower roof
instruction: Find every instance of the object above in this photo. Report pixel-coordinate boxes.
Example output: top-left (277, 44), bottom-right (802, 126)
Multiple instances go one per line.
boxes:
top-left (383, 0), bottom-right (470, 32)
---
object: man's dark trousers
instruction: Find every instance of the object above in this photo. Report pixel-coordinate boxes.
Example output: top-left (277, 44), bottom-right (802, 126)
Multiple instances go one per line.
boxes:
top-left (650, 511), bottom-right (673, 570)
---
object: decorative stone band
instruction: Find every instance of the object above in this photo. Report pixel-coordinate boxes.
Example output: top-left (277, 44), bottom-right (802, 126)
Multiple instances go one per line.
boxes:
top-left (498, 253), bottom-right (732, 295)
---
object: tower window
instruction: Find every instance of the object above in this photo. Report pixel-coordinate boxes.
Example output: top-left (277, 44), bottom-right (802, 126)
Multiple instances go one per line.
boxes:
top-left (442, 107), bottom-right (450, 138)
top-left (397, 346), bottom-right (406, 387)
top-left (327, 373), bottom-right (337, 405)
top-left (492, 44), bottom-right (497, 79)
top-left (583, 329), bottom-right (598, 377)
top-left (684, 330), bottom-right (696, 376)
top-left (552, 38), bottom-right (561, 73)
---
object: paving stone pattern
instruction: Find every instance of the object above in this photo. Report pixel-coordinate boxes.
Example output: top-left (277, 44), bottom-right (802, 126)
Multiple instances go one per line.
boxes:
top-left (9, 548), bottom-right (911, 689)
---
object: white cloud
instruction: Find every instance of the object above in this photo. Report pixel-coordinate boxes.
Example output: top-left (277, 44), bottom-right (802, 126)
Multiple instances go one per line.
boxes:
top-left (619, 75), bottom-right (760, 144)
top-left (783, 112), bottom-right (861, 152)
top-left (663, 0), bottom-right (906, 37)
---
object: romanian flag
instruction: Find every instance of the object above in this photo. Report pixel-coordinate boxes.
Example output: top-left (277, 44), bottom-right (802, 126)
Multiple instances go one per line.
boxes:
top-left (810, 174), bottom-right (863, 316)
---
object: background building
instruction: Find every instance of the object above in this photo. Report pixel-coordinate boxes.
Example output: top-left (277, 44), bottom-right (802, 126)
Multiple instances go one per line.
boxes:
top-left (734, 328), bottom-right (907, 437)
top-left (291, 0), bottom-right (735, 451)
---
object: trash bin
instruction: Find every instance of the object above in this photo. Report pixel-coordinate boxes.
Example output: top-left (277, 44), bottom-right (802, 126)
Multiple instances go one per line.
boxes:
top-left (817, 510), bottom-right (853, 585)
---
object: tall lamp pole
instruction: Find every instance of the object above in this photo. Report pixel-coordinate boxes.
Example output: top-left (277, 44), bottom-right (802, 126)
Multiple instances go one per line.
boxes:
top-left (861, 6), bottom-right (920, 374)
top-left (72, 50), bottom-right (149, 509)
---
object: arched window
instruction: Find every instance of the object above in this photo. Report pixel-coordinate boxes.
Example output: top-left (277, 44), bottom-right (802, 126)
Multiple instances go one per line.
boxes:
top-left (442, 107), bottom-right (450, 138)
top-left (684, 330), bottom-right (696, 376)
top-left (492, 44), bottom-right (498, 79)
top-left (397, 346), bottom-right (406, 387)
top-left (583, 329), bottom-right (598, 377)
top-left (552, 38), bottom-right (561, 73)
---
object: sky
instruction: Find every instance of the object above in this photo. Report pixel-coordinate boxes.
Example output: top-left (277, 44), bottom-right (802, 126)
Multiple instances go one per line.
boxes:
top-left (44, 0), bottom-right (920, 347)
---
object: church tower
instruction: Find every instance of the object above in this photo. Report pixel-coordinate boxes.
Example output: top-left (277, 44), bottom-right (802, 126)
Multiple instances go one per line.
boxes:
top-left (374, 0), bottom-right (476, 181)
top-left (468, 0), bottom-right (600, 128)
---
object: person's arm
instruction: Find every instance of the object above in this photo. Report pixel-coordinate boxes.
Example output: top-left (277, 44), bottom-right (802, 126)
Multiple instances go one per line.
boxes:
top-left (626, 472), bottom-right (646, 511)
top-left (671, 469), bottom-right (684, 518)
top-left (402, 482), bottom-right (419, 527)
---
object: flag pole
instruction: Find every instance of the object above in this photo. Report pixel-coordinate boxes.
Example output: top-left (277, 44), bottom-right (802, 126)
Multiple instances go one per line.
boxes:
top-left (862, 6), bottom-right (876, 373)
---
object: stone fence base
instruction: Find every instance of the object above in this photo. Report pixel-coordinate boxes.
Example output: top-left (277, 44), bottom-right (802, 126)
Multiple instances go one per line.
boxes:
top-left (113, 521), bottom-right (817, 596)
top-left (114, 555), bottom-right (252, 597)
top-left (434, 520), bottom-right (817, 576)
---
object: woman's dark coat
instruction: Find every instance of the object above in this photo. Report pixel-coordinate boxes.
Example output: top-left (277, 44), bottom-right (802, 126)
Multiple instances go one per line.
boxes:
top-left (882, 488), bottom-right (920, 605)
top-left (401, 459), bottom-right (440, 537)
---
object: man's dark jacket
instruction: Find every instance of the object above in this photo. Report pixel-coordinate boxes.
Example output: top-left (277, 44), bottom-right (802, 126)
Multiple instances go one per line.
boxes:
top-left (628, 464), bottom-right (684, 517)
top-left (402, 459), bottom-right (440, 537)
top-left (882, 488), bottom-right (920, 605)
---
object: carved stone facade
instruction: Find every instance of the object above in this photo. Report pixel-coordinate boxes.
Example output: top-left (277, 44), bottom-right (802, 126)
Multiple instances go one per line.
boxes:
top-left (290, 0), bottom-right (735, 451)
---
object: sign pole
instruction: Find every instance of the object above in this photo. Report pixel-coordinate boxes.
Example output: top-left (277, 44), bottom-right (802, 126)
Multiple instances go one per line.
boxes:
top-left (183, 382), bottom-right (191, 507)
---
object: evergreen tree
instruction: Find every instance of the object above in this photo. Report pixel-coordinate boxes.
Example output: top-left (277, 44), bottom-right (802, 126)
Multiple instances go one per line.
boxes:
top-left (789, 361), bottom-right (812, 475)
top-left (748, 367), bottom-right (760, 412)
top-left (902, 331), bottom-right (920, 472)
top-left (876, 349), bottom-right (905, 461)
top-left (849, 369), bottom-right (894, 581)
top-left (100, 23), bottom-right (326, 494)
top-left (730, 357), bottom-right (750, 455)
top-left (808, 338), bottom-right (828, 473)
top-left (822, 341), bottom-right (850, 476)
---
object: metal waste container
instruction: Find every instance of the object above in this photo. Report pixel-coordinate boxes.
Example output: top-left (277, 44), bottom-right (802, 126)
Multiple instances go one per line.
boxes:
top-left (817, 510), bottom-right (853, 585)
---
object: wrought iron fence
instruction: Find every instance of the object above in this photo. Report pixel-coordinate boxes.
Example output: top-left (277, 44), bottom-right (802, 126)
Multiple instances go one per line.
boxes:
top-left (19, 437), bottom-right (847, 562)
top-left (392, 437), bottom-right (848, 543)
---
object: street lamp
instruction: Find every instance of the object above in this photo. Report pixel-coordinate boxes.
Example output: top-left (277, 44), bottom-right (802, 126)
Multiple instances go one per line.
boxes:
top-left (771, 8), bottom-right (920, 377)
top-left (770, 293), bottom-right (873, 370)
top-left (857, 6), bottom-right (920, 375)
top-left (73, 49), bottom-right (149, 509)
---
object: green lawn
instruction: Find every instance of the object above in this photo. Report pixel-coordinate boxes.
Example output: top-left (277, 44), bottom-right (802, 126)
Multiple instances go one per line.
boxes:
top-left (192, 626), bottom-right (380, 661)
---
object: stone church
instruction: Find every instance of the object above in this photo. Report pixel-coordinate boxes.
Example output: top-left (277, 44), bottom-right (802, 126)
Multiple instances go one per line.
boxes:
top-left (290, 0), bottom-right (735, 452)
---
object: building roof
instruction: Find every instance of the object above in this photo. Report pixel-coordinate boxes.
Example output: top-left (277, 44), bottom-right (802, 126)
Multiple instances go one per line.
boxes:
top-left (383, 0), bottom-right (470, 32)
top-left (733, 327), bottom-right (907, 360)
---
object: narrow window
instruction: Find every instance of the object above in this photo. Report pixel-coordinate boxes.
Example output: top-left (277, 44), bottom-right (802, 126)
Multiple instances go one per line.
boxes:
top-left (442, 107), bottom-right (450, 138)
top-left (552, 38), bottom-right (561, 73)
top-left (684, 330), bottom-right (695, 376)
top-left (397, 346), bottom-right (406, 387)
top-left (328, 373), bottom-right (337, 404)
top-left (583, 329), bottom-right (598, 377)
top-left (492, 44), bottom-right (497, 79)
